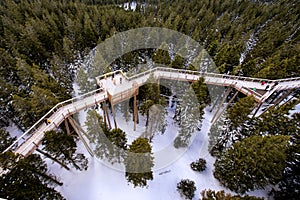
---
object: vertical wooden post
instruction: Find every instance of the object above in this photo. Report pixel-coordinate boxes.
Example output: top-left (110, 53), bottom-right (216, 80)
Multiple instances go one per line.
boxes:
top-left (103, 102), bottom-right (112, 129)
top-left (211, 87), bottom-right (232, 123)
top-left (102, 102), bottom-right (107, 126)
top-left (64, 118), bottom-right (71, 135)
top-left (111, 104), bottom-right (117, 129)
top-left (134, 95), bottom-right (137, 131)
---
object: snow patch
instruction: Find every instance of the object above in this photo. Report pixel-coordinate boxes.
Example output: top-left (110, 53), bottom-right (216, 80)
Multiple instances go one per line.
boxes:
top-left (47, 104), bottom-right (269, 200)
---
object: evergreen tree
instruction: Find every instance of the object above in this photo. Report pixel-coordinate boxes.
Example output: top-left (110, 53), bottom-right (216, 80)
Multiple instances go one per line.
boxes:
top-left (170, 54), bottom-right (185, 69)
top-left (152, 49), bottom-right (171, 65)
top-left (0, 153), bottom-right (64, 200)
top-left (139, 73), bottom-right (167, 139)
top-left (214, 135), bottom-right (290, 193)
top-left (190, 158), bottom-right (206, 172)
top-left (85, 109), bottom-right (127, 164)
top-left (248, 99), bottom-right (299, 137)
top-left (272, 113), bottom-right (300, 200)
top-left (145, 103), bottom-right (167, 141)
top-left (209, 95), bottom-right (256, 156)
top-left (174, 87), bottom-right (202, 148)
top-left (42, 130), bottom-right (88, 171)
top-left (0, 128), bottom-right (16, 152)
top-left (177, 179), bottom-right (196, 200)
top-left (201, 189), bottom-right (264, 200)
top-left (227, 95), bottom-right (255, 129)
top-left (125, 137), bottom-right (154, 187)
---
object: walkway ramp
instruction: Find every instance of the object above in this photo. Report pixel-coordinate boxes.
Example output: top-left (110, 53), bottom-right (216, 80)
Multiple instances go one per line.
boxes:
top-left (3, 67), bottom-right (300, 158)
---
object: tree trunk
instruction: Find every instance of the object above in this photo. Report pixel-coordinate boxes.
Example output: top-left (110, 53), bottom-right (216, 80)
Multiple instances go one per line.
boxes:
top-left (36, 148), bottom-right (70, 170)
top-left (32, 169), bottom-right (63, 186)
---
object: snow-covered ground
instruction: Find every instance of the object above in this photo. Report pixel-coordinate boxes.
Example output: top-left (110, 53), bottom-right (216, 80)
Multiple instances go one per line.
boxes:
top-left (46, 102), bottom-right (269, 200)
top-left (5, 122), bottom-right (23, 138)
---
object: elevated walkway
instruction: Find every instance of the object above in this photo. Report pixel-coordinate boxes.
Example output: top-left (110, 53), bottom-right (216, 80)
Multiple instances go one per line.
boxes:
top-left (3, 67), bottom-right (300, 159)
top-left (97, 67), bottom-right (300, 104)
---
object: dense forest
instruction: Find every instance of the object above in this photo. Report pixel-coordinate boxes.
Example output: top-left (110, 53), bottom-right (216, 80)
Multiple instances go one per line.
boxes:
top-left (0, 0), bottom-right (299, 129)
top-left (0, 0), bottom-right (299, 199)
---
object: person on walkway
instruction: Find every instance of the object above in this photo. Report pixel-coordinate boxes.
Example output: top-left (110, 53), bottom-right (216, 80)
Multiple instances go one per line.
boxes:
top-left (265, 85), bottom-right (270, 90)
top-left (45, 118), bottom-right (51, 125)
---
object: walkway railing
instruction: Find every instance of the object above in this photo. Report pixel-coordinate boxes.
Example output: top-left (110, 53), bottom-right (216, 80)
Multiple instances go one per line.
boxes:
top-left (98, 67), bottom-right (300, 85)
top-left (4, 67), bottom-right (300, 154)
top-left (3, 88), bottom-right (105, 154)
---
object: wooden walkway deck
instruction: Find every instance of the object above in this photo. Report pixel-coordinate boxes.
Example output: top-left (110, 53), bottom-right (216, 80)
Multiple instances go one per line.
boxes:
top-left (3, 67), bottom-right (300, 159)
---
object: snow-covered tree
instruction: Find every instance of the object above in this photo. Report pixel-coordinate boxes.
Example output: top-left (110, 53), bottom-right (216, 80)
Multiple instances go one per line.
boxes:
top-left (0, 129), bottom-right (16, 152)
top-left (209, 95), bottom-right (256, 156)
top-left (201, 189), bottom-right (264, 200)
top-left (177, 179), bottom-right (196, 200)
top-left (125, 138), bottom-right (154, 187)
top-left (0, 153), bottom-right (64, 199)
top-left (139, 74), bottom-right (167, 140)
top-left (190, 158), bottom-right (206, 172)
top-left (76, 67), bottom-right (96, 94)
top-left (174, 87), bottom-right (202, 148)
top-left (272, 113), bottom-right (300, 200)
top-left (85, 109), bottom-right (127, 164)
top-left (43, 130), bottom-right (88, 171)
top-left (214, 135), bottom-right (290, 194)
top-left (144, 103), bottom-right (167, 141)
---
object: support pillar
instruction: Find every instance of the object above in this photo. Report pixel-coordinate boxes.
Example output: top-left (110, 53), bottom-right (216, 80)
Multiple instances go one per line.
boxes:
top-left (103, 102), bottom-right (112, 129)
top-left (134, 95), bottom-right (137, 131)
top-left (64, 118), bottom-right (71, 135)
top-left (211, 87), bottom-right (232, 123)
top-left (273, 89), bottom-right (293, 107)
top-left (212, 90), bottom-right (239, 125)
top-left (67, 117), bottom-right (94, 157)
top-left (209, 96), bottom-right (220, 112)
top-left (111, 104), bottom-right (118, 129)
top-left (251, 102), bottom-right (263, 120)
top-left (102, 102), bottom-right (107, 126)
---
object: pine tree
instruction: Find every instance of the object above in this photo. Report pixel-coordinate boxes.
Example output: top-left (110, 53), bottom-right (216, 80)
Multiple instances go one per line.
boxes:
top-left (0, 153), bottom-right (64, 199)
top-left (214, 135), bottom-right (290, 193)
top-left (248, 99), bottom-right (299, 137)
top-left (209, 95), bottom-right (256, 156)
top-left (190, 158), bottom-right (206, 172)
top-left (227, 95), bottom-right (255, 129)
top-left (170, 54), bottom-right (185, 69)
top-left (139, 73), bottom-right (167, 138)
top-left (85, 109), bottom-right (127, 164)
top-left (76, 67), bottom-right (96, 94)
top-left (152, 49), bottom-right (171, 65)
top-left (201, 189), bottom-right (264, 200)
top-left (174, 87), bottom-right (202, 148)
top-left (145, 103), bottom-right (167, 141)
top-left (42, 130), bottom-right (88, 171)
top-left (272, 113), bottom-right (300, 200)
top-left (0, 128), bottom-right (16, 152)
top-left (177, 179), bottom-right (196, 200)
top-left (125, 137), bottom-right (154, 187)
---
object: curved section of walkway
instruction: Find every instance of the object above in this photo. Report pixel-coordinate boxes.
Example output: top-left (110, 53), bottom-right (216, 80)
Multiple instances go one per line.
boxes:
top-left (4, 67), bottom-right (300, 157)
